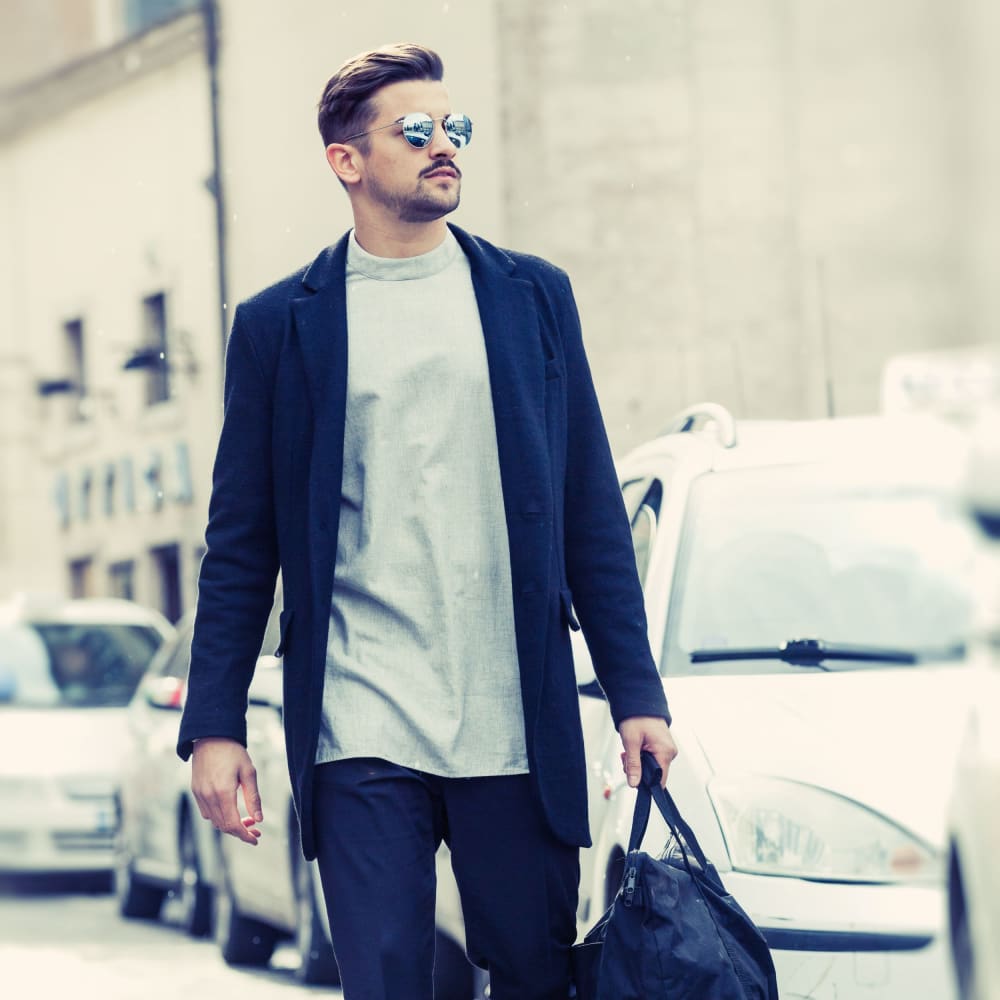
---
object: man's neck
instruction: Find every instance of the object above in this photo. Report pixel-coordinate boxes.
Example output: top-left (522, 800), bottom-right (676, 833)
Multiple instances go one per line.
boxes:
top-left (350, 214), bottom-right (451, 259)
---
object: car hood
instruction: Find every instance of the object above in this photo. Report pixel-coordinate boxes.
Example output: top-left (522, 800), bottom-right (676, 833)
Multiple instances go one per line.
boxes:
top-left (0, 707), bottom-right (131, 779)
top-left (667, 664), bottom-right (976, 846)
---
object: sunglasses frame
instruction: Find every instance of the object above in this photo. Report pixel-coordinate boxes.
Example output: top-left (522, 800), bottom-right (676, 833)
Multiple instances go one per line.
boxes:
top-left (340, 112), bottom-right (472, 150)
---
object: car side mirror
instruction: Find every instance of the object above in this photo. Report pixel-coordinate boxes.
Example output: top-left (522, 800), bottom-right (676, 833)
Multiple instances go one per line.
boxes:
top-left (143, 676), bottom-right (185, 711)
top-left (964, 407), bottom-right (1000, 541)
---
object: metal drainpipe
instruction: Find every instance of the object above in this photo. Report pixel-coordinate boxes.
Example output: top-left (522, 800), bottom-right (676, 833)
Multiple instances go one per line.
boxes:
top-left (201, 0), bottom-right (229, 374)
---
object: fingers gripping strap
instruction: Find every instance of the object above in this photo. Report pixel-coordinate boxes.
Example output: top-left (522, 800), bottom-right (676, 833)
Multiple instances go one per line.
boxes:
top-left (627, 752), bottom-right (714, 878)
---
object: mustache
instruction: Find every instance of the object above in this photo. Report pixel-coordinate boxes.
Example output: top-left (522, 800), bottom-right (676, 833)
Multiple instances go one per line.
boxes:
top-left (420, 160), bottom-right (461, 178)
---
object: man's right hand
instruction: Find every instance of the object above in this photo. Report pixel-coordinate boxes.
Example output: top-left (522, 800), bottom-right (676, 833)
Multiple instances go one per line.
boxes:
top-left (191, 737), bottom-right (263, 846)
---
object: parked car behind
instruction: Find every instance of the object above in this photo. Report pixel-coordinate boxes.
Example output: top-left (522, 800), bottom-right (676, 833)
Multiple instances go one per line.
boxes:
top-left (947, 643), bottom-right (1000, 1000)
top-left (0, 595), bottom-right (173, 874)
top-left (568, 405), bottom-right (981, 1000)
top-left (120, 583), bottom-right (339, 983)
top-left (211, 654), bottom-right (341, 986)
top-left (947, 407), bottom-right (1000, 1000)
top-left (114, 611), bottom-right (221, 936)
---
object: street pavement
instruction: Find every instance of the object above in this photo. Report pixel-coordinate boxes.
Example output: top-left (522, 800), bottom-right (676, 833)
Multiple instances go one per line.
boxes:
top-left (0, 875), bottom-right (342, 1000)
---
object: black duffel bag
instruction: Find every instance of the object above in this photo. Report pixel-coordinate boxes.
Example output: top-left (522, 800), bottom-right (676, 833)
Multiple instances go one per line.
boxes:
top-left (572, 753), bottom-right (778, 1000)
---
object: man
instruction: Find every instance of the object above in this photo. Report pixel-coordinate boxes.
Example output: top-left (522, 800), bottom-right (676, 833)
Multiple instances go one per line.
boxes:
top-left (178, 42), bottom-right (676, 999)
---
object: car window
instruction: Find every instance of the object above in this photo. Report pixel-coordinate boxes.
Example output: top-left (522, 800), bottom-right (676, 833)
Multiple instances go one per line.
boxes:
top-left (621, 478), bottom-right (651, 521)
top-left (661, 465), bottom-right (978, 676)
top-left (0, 622), bottom-right (165, 707)
top-left (630, 480), bottom-right (664, 583)
top-left (141, 578), bottom-right (281, 691)
top-left (160, 618), bottom-right (194, 680)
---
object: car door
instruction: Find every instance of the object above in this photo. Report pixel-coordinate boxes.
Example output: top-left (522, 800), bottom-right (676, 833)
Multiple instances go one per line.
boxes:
top-left (143, 619), bottom-right (195, 874)
top-left (578, 468), bottom-right (674, 926)
top-left (218, 597), bottom-right (293, 925)
top-left (241, 663), bottom-right (296, 924)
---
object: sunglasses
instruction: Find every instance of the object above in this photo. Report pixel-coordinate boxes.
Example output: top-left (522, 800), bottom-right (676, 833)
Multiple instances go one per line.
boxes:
top-left (341, 112), bottom-right (473, 149)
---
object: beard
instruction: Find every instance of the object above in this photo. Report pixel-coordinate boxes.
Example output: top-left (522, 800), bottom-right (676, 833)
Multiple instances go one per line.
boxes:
top-left (366, 167), bottom-right (462, 223)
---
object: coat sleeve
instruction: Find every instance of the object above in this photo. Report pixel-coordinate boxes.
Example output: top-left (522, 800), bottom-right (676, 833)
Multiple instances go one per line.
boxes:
top-left (555, 272), bottom-right (671, 728)
top-left (176, 305), bottom-right (280, 760)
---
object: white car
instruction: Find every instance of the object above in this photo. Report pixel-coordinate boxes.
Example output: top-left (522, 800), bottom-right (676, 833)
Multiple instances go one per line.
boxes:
top-left (115, 592), bottom-right (341, 984)
top-left (946, 409), bottom-right (1000, 1000)
top-left (114, 612), bottom-right (229, 937)
top-left (211, 657), bottom-right (341, 986)
top-left (0, 595), bottom-right (173, 874)
top-left (575, 404), bottom-right (983, 1000)
top-left (947, 647), bottom-right (1000, 1000)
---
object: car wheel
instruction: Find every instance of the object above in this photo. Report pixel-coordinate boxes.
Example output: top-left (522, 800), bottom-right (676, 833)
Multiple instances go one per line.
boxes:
top-left (292, 857), bottom-right (340, 985)
top-left (213, 858), bottom-right (279, 967)
top-left (176, 813), bottom-right (213, 938)
top-left (113, 829), bottom-right (165, 920)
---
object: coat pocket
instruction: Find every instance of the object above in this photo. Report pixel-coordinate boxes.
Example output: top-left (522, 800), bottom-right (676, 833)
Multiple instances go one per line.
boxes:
top-left (275, 608), bottom-right (295, 656)
top-left (545, 357), bottom-right (565, 381)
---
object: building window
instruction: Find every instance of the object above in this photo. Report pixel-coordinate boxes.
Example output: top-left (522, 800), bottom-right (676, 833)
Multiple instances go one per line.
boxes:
top-left (108, 561), bottom-right (136, 602)
top-left (124, 0), bottom-right (199, 36)
top-left (142, 292), bottom-right (171, 405)
top-left (64, 318), bottom-right (88, 421)
top-left (79, 468), bottom-right (94, 521)
top-left (68, 557), bottom-right (94, 598)
top-left (103, 463), bottom-right (117, 517)
top-left (151, 543), bottom-right (182, 623)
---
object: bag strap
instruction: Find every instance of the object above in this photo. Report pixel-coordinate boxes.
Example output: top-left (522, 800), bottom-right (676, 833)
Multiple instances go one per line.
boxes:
top-left (627, 752), bottom-right (717, 882)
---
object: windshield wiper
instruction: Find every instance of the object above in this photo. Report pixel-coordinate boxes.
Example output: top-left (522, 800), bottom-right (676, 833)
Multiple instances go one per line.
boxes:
top-left (690, 637), bottom-right (966, 670)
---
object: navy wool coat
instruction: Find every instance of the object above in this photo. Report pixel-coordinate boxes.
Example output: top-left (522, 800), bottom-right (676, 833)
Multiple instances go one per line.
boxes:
top-left (177, 225), bottom-right (670, 861)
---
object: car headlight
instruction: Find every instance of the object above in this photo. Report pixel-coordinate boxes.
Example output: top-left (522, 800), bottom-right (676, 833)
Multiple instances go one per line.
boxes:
top-left (708, 776), bottom-right (940, 884)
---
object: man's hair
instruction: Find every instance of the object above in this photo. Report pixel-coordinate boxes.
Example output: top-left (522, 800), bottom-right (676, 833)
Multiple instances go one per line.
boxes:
top-left (317, 43), bottom-right (444, 150)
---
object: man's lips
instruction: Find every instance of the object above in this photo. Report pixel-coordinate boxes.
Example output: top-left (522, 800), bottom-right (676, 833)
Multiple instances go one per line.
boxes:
top-left (422, 165), bottom-right (460, 180)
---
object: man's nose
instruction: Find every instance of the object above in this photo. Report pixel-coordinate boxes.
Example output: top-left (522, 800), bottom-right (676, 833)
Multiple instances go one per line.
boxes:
top-left (425, 121), bottom-right (458, 158)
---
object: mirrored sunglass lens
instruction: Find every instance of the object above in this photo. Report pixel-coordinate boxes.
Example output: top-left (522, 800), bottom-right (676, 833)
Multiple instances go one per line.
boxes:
top-left (401, 113), bottom-right (435, 147)
top-left (444, 115), bottom-right (472, 148)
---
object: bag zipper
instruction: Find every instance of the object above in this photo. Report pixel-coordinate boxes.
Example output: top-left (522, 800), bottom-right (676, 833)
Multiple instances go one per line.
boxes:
top-left (623, 862), bottom-right (639, 907)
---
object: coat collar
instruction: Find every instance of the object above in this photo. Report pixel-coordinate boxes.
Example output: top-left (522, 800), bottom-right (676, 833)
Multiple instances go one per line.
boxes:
top-left (293, 222), bottom-right (551, 526)
top-left (298, 223), bottom-right (517, 292)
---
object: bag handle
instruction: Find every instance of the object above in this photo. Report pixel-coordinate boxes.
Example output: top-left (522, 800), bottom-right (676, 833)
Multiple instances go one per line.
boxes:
top-left (627, 752), bottom-right (717, 883)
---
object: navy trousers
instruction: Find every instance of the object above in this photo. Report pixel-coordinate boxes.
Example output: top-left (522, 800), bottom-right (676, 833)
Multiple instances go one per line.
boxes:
top-left (312, 757), bottom-right (579, 999)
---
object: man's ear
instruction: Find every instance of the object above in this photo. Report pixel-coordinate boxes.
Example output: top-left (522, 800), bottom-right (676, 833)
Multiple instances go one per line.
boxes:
top-left (325, 143), bottom-right (361, 186)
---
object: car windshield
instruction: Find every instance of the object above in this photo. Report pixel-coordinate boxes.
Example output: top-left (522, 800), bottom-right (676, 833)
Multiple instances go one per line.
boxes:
top-left (662, 465), bottom-right (978, 677)
top-left (0, 622), bottom-right (163, 708)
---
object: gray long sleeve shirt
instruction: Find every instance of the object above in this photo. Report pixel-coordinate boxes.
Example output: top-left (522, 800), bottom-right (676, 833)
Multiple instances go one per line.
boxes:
top-left (315, 230), bottom-right (529, 776)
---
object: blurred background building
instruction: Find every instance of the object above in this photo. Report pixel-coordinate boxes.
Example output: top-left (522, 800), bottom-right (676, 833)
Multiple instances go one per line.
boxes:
top-left (0, 0), bottom-right (997, 620)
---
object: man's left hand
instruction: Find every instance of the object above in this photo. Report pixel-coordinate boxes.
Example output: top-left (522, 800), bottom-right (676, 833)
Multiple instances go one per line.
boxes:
top-left (619, 716), bottom-right (677, 789)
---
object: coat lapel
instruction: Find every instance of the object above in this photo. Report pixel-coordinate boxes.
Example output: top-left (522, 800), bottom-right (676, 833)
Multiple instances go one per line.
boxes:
top-left (452, 226), bottom-right (553, 726)
top-left (291, 236), bottom-right (350, 634)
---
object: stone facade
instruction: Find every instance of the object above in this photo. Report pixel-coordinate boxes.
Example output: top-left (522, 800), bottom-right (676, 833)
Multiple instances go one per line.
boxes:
top-left (0, 0), bottom-right (996, 614)
top-left (0, 10), bottom-right (220, 613)
top-left (496, 0), bottom-right (997, 451)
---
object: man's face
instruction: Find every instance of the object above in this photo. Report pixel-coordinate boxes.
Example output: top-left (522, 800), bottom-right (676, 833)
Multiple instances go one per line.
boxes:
top-left (355, 78), bottom-right (463, 223)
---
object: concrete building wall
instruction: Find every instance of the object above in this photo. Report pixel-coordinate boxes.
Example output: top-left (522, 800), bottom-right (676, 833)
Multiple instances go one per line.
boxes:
top-left (961, 0), bottom-right (1000, 346)
top-left (0, 16), bottom-right (221, 614)
top-left (0, 0), bottom-right (103, 91)
top-left (497, 0), bottom-right (989, 453)
top-left (1, 1), bottom-right (996, 609)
